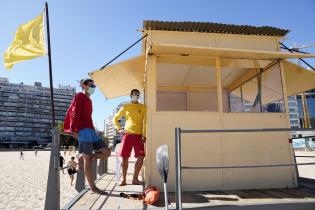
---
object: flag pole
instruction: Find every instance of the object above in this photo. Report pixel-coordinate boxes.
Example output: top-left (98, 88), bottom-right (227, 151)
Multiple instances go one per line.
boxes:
top-left (44, 2), bottom-right (60, 210)
top-left (45, 2), bottom-right (56, 127)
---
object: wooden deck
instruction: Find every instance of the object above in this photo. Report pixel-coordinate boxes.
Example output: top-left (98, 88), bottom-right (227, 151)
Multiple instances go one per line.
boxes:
top-left (62, 174), bottom-right (315, 210)
top-left (63, 173), bottom-right (145, 210)
top-left (63, 152), bottom-right (315, 209)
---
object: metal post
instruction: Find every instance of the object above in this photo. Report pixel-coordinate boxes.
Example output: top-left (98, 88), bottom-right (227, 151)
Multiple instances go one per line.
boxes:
top-left (44, 2), bottom-right (58, 208)
top-left (175, 127), bottom-right (182, 210)
top-left (45, 2), bottom-right (56, 128)
top-left (104, 158), bottom-right (108, 173)
top-left (92, 160), bottom-right (97, 181)
top-left (98, 159), bottom-right (107, 175)
top-left (163, 182), bottom-right (169, 210)
top-left (75, 168), bottom-right (85, 192)
top-left (44, 128), bottom-right (60, 210)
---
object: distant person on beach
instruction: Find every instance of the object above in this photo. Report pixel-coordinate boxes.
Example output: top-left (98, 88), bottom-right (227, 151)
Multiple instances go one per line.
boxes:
top-left (34, 149), bottom-right (38, 156)
top-left (64, 146), bottom-right (67, 156)
top-left (114, 89), bottom-right (147, 186)
top-left (67, 157), bottom-right (77, 186)
top-left (63, 78), bottom-right (111, 195)
top-left (20, 150), bottom-right (24, 160)
top-left (60, 154), bottom-right (65, 174)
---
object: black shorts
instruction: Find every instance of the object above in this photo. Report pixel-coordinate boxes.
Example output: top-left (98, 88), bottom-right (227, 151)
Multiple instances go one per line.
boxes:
top-left (68, 168), bottom-right (77, 175)
top-left (78, 140), bottom-right (107, 155)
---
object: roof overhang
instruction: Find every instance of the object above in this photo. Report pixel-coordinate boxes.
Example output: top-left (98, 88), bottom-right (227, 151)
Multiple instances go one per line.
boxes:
top-left (284, 60), bottom-right (315, 96)
top-left (149, 43), bottom-right (315, 60)
top-left (229, 60), bottom-right (315, 105)
top-left (89, 43), bottom-right (315, 100)
top-left (89, 55), bottom-right (145, 99)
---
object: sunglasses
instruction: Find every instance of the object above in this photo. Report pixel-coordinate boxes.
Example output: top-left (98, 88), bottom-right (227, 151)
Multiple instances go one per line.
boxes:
top-left (88, 84), bottom-right (96, 88)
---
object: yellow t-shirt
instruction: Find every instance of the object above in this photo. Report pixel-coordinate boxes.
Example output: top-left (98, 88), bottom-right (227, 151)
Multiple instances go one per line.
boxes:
top-left (113, 103), bottom-right (147, 137)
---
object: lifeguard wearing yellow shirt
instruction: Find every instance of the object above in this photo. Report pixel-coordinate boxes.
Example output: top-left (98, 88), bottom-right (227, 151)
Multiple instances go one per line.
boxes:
top-left (113, 89), bottom-right (147, 186)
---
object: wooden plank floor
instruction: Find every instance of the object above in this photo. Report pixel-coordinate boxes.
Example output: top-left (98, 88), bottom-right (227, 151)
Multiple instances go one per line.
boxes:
top-left (65, 175), bottom-right (315, 210)
top-left (64, 153), bottom-right (315, 210)
top-left (69, 173), bottom-right (144, 210)
top-left (151, 187), bottom-right (315, 209)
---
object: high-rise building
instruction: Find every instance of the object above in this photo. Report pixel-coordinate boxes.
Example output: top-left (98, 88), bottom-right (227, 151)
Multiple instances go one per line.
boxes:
top-left (288, 96), bottom-right (300, 128)
top-left (297, 90), bottom-right (315, 128)
top-left (104, 115), bottom-right (115, 148)
top-left (104, 101), bottom-right (128, 148)
top-left (0, 77), bottom-right (76, 148)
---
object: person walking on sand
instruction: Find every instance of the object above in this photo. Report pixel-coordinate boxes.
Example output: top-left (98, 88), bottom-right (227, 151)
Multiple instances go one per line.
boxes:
top-left (114, 89), bottom-right (147, 186)
top-left (63, 78), bottom-right (111, 195)
top-left (60, 154), bottom-right (65, 174)
top-left (67, 157), bottom-right (77, 186)
top-left (64, 146), bottom-right (67, 156)
top-left (34, 149), bottom-right (38, 156)
top-left (19, 150), bottom-right (24, 160)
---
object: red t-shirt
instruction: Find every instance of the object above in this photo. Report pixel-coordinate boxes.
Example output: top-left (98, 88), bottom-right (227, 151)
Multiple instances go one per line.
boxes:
top-left (64, 92), bottom-right (94, 133)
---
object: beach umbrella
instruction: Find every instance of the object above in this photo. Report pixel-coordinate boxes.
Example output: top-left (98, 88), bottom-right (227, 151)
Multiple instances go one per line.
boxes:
top-left (156, 144), bottom-right (169, 210)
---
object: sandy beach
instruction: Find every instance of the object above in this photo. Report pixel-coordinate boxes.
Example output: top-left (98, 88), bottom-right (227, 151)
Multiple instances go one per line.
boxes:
top-left (0, 151), bottom-right (79, 210)
top-left (295, 150), bottom-right (315, 179)
top-left (0, 150), bottom-right (314, 210)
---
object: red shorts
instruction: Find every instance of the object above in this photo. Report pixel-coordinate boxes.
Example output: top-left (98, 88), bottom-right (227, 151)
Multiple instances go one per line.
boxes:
top-left (119, 134), bottom-right (145, 158)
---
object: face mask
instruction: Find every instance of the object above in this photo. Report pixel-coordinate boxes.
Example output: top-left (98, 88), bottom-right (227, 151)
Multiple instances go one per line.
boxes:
top-left (87, 87), bottom-right (95, 95)
top-left (131, 95), bottom-right (139, 102)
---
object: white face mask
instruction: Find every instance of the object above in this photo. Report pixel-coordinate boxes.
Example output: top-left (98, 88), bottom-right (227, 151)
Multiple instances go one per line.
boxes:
top-left (87, 87), bottom-right (95, 95)
top-left (131, 95), bottom-right (139, 102)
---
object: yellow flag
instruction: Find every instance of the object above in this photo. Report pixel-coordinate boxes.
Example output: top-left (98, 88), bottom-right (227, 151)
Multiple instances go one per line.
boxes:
top-left (4, 13), bottom-right (46, 69)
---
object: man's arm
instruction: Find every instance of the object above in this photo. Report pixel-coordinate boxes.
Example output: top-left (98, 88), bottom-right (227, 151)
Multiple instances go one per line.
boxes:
top-left (70, 93), bottom-right (84, 134)
top-left (113, 106), bottom-right (125, 131)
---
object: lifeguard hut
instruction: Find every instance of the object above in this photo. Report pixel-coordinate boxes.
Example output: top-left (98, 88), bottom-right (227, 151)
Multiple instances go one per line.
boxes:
top-left (90, 21), bottom-right (315, 192)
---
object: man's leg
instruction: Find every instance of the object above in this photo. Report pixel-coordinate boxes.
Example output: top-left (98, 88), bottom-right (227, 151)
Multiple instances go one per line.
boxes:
top-left (77, 153), bottom-right (84, 171)
top-left (119, 157), bottom-right (129, 186)
top-left (70, 174), bottom-right (74, 185)
top-left (132, 135), bottom-right (145, 185)
top-left (79, 140), bottom-right (106, 195)
top-left (118, 134), bottom-right (132, 186)
top-left (132, 156), bottom-right (144, 185)
top-left (93, 147), bottom-right (111, 160)
top-left (83, 154), bottom-right (106, 194)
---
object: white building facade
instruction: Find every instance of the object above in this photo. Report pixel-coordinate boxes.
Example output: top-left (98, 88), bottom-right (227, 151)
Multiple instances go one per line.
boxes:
top-left (0, 77), bottom-right (75, 147)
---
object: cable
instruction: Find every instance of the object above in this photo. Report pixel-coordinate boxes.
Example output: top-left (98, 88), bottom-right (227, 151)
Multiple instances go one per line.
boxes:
top-left (100, 34), bottom-right (148, 70)
top-left (279, 42), bottom-right (315, 71)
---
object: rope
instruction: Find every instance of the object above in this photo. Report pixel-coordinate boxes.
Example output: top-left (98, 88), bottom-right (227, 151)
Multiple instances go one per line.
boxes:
top-left (279, 42), bottom-right (315, 71)
top-left (100, 34), bottom-right (148, 70)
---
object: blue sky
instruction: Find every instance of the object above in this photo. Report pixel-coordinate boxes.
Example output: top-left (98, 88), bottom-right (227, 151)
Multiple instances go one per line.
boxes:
top-left (0, 0), bottom-right (315, 130)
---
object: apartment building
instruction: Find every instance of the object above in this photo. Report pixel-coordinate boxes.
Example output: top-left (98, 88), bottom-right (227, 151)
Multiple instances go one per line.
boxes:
top-left (288, 95), bottom-right (301, 128)
top-left (297, 90), bottom-right (315, 128)
top-left (104, 101), bottom-right (128, 148)
top-left (0, 77), bottom-right (75, 148)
